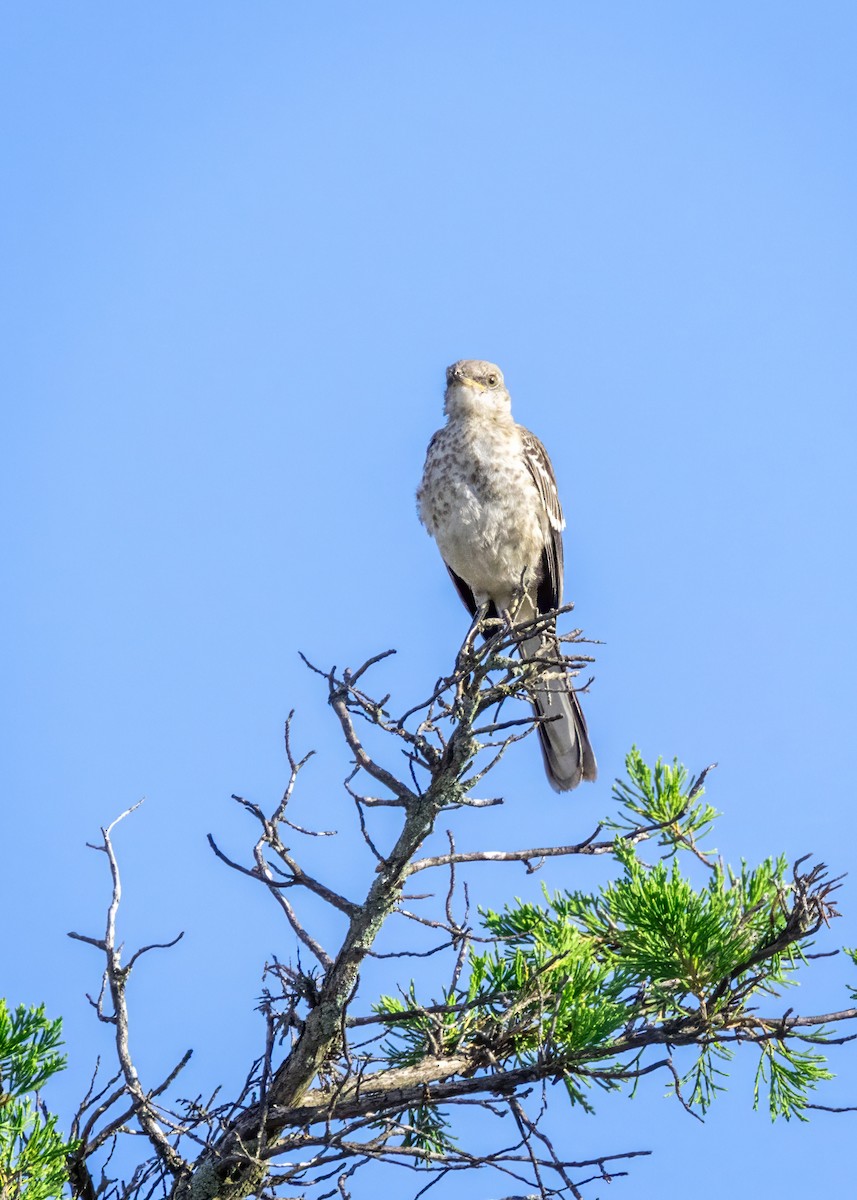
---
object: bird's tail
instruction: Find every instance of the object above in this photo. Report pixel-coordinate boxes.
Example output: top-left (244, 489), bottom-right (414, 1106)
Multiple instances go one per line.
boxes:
top-left (522, 633), bottom-right (598, 792)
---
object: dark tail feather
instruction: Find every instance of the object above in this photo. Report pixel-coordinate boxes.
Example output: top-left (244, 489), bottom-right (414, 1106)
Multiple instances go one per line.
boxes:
top-left (533, 680), bottom-right (598, 792)
top-left (523, 631), bottom-right (597, 792)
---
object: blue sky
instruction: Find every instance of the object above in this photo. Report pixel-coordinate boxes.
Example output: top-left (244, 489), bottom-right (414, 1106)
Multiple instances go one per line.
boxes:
top-left (3, 3), bottom-right (856, 1196)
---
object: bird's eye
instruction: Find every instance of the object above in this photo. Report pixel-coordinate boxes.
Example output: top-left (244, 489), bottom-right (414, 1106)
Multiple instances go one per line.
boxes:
top-left (486, 373), bottom-right (498, 388)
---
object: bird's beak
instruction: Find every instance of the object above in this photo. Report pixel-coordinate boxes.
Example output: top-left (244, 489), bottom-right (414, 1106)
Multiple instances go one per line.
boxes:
top-left (452, 371), bottom-right (486, 392)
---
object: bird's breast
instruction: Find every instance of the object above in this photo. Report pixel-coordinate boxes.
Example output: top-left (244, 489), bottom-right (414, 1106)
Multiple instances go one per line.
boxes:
top-left (418, 420), bottom-right (547, 602)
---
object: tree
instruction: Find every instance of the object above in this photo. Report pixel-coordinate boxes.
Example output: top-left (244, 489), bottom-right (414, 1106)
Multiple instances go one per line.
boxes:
top-left (0, 1000), bottom-right (77, 1200)
top-left (64, 611), bottom-right (857, 1200)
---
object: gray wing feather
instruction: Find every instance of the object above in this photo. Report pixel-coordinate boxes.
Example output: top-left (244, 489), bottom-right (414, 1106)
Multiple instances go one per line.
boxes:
top-left (519, 426), bottom-right (565, 612)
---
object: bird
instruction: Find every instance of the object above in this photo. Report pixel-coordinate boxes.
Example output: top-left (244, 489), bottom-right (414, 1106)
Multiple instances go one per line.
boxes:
top-left (417, 359), bottom-right (597, 792)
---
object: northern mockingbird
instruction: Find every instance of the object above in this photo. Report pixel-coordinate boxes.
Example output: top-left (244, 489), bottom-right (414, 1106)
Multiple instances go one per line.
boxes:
top-left (417, 359), bottom-right (597, 792)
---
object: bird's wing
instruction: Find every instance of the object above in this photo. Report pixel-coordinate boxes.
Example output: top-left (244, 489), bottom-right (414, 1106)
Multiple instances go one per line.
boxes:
top-left (444, 563), bottom-right (478, 616)
top-left (519, 426), bottom-right (565, 613)
top-left (442, 562), bottom-right (498, 621)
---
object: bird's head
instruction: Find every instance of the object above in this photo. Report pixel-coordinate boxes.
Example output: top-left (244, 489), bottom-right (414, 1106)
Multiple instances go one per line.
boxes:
top-left (443, 360), bottom-right (512, 420)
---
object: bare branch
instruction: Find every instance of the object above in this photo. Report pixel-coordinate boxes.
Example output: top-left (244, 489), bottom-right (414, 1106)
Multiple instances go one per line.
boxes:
top-left (68, 808), bottom-right (191, 1184)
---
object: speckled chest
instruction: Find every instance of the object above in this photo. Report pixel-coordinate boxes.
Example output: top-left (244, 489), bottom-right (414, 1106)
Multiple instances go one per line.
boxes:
top-left (417, 417), bottom-right (547, 590)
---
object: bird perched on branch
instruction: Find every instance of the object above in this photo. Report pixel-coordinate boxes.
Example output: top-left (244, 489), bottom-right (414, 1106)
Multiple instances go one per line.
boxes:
top-left (417, 359), bottom-right (597, 792)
